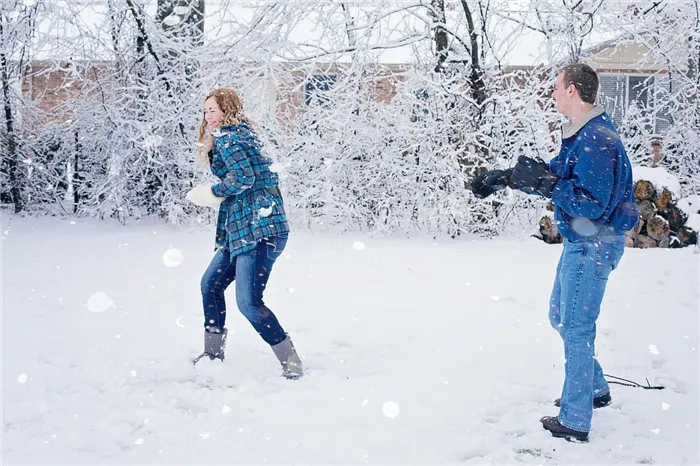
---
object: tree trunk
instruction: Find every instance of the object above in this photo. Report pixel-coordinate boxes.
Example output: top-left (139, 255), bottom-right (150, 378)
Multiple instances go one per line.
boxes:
top-left (460, 0), bottom-right (487, 107)
top-left (0, 19), bottom-right (22, 213)
top-left (429, 0), bottom-right (449, 73)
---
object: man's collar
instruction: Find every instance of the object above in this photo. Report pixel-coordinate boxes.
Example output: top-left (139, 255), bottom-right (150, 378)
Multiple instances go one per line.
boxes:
top-left (561, 105), bottom-right (605, 139)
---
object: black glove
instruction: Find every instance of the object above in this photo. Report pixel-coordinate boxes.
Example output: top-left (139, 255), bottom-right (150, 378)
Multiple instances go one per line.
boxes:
top-left (471, 168), bottom-right (513, 199)
top-left (509, 156), bottom-right (559, 198)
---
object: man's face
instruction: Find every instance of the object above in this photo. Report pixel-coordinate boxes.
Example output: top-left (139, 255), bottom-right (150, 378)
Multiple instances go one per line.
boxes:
top-left (552, 72), bottom-right (574, 117)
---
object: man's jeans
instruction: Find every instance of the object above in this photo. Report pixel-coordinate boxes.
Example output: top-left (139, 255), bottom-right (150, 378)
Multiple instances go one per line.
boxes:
top-left (200, 235), bottom-right (288, 346)
top-left (549, 235), bottom-right (625, 432)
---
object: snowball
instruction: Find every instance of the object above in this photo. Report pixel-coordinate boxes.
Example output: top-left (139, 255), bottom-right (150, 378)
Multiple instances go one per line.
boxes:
top-left (382, 401), bottom-right (400, 418)
top-left (662, 402), bottom-right (670, 411)
top-left (17, 373), bottom-right (28, 384)
top-left (87, 292), bottom-right (114, 313)
top-left (162, 248), bottom-right (184, 267)
top-left (353, 241), bottom-right (366, 251)
top-left (222, 405), bottom-right (231, 414)
top-left (570, 217), bottom-right (598, 237)
top-left (649, 344), bottom-right (660, 356)
top-left (173, 6), bottom-right (190, 14)
top-left (259, 206), bottom-right (273, 218)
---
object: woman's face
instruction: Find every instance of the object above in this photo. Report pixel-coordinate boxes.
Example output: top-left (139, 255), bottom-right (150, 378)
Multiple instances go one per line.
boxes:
top-left (203, 96), bottom-right (224, 128)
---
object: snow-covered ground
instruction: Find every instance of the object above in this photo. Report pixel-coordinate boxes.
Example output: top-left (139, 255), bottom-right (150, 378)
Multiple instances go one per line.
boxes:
top-left (2, 215), bottom-right (699, 465)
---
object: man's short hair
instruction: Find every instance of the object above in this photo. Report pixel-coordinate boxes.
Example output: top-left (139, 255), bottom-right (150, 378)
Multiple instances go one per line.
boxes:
top-left (561, 63), bottom-right (599, 104)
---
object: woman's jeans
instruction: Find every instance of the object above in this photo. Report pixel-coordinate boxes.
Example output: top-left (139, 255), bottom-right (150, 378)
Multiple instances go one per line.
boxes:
top-left (201, 235), bottom-right (288, 346)
top-left (549, 236), bottom-right (625, 432)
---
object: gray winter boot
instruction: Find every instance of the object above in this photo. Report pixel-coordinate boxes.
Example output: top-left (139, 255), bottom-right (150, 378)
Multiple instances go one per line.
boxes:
top-left (271, 335), bottom-right (303, 379)
top-left (192, 328), bottom-right (228, 364)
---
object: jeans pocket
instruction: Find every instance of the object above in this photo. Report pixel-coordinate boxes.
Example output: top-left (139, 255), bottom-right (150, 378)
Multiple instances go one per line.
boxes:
top-left (264, 236), bottom-right (287, 261)
top-left (594, 244), bottom-right (624, 280)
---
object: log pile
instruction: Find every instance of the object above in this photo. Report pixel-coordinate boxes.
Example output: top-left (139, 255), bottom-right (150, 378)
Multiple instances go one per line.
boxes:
top-left (537, 214), bottom-right (563, 244)
top-left (533, 173), bottom-right (699, 248)
top-left (626, 180), bottom-right (698, 249)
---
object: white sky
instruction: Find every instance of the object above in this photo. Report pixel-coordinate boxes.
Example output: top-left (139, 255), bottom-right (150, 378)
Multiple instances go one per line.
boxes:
top-left (23, 0), bottom-right (622, 67)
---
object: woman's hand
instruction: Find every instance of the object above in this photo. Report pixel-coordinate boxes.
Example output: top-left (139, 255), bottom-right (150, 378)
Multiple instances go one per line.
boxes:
top-left (186, 183), bottom-right (224, 208)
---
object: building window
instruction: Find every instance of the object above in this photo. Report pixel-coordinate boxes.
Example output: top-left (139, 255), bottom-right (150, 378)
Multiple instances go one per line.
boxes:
top-left (305, 74), bottom-right (337, 107)
top-left (598, 73), bottom-right (680, 135)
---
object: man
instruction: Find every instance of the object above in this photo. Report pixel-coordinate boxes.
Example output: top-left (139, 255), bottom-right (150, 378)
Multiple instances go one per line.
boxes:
top-left (472, 63), bottom-right (639, 441)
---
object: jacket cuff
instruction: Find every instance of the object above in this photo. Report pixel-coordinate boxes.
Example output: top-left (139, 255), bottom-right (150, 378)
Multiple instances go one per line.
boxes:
top-left (538, 174), bottom-right (560, 198)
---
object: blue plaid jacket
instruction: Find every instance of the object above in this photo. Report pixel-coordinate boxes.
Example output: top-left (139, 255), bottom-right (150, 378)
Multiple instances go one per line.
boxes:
top-left (209, 122), bottom-right (289, 259)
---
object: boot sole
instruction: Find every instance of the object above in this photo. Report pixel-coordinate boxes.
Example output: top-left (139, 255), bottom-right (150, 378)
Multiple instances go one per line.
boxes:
top-left (550, 431), bottom-right (589, 442)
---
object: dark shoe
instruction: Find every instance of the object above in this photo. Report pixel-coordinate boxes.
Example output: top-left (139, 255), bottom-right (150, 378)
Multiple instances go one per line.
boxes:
top-left (192, 328), bottom-right (228, 364)
top-left (540, 416), bottom-right (589, 442)
top-left (554, 392), bottom-right (611, 409)
top-left (271, 335), bottom-right (303, 379)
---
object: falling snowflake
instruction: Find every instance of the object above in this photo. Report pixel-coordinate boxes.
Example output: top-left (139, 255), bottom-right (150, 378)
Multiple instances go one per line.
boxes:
top-left (382, 401), bottom-right (400, 418)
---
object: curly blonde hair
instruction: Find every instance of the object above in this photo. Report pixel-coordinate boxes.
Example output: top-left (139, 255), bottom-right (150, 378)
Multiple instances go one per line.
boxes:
top-left (197, 88), bottom-right (253, 167)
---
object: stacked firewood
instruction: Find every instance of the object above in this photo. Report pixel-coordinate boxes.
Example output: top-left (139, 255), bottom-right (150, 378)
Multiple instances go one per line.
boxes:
top-left (534, 172), bottom-right (699, 248)
top-left (626, 179), bottom-right (698, 248)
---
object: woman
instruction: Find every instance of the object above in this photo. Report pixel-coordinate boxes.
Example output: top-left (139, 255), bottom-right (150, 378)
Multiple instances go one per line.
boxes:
top-left (186, 88), bottom-right (302, 379)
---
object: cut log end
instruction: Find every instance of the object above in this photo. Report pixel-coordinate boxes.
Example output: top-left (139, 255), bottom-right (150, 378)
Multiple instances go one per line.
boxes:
top-left (647, 216), bottom-right (670, 241)
top-left (639, 200), bottom-right (657, 221)
top-left (634, 235), bottom-right (658, 249)
top-left (634, 180), bottom-right (655, 201)
top-left (538, 215), bottom-right (562, 244)
top-left (677, 226), bottom-right (698, 246)
top-left (653, 187), bottom-right (673, 210)
top-left (626, 220), bottom-right (643, 239)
